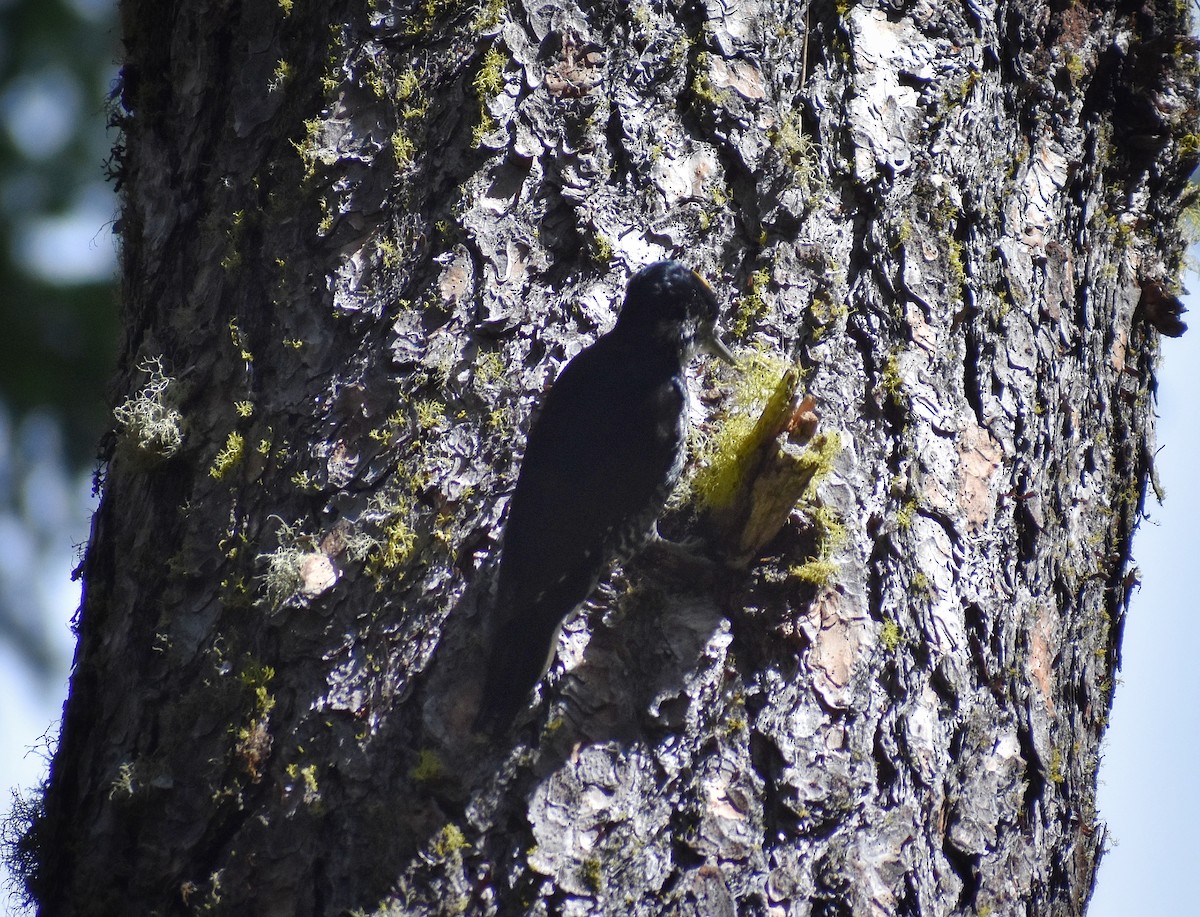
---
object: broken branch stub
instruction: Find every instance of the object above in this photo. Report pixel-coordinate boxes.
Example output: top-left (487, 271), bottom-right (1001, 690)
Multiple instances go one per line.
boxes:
top-left (705, 368), bottom-right (824, 567)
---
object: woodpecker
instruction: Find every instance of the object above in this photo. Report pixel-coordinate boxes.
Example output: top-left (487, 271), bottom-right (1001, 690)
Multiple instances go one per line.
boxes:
top-left (474, 260), bottom-right (735, 733)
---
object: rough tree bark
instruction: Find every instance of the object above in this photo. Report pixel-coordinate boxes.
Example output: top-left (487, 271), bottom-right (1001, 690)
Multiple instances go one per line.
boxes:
top-left (12, 0), bottom-right (1196, 915)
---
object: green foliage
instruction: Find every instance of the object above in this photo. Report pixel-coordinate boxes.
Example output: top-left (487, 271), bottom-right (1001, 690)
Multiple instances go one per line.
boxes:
top-left (786, 452), bottom-right (845, 585)
top-left (0, 0), bottom-right (120, 460)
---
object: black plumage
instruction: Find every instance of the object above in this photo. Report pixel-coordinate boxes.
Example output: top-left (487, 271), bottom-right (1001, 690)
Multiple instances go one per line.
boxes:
top-left (474, 260), bottom-right (734, 733)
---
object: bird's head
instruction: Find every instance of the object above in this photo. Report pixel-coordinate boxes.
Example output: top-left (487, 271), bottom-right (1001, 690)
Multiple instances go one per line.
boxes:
top-left (615, 260), bottom-right (736, 364)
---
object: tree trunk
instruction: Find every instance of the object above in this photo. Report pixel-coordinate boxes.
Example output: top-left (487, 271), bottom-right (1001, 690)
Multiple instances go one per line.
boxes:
top-left (14, 0), bottom-right (1196, 914)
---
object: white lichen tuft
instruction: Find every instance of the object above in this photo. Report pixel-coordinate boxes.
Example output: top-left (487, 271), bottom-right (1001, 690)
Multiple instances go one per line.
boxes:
top-left (113, 357), bottom-right (184, 461)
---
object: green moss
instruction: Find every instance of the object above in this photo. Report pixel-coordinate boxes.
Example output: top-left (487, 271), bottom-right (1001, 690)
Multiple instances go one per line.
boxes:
top-left (947, 239), bottom-right (966, 293)
top-left (410, 748), bottom-right (445, 784)
top-left (768, 111), bottom-right (820, 189)
top-left (910, 570), bottom-right (932, 598)
top-left (238, 662), bottom-right (277, 716)
top-left (581, 856), bottom-right (603, 893)
top-left (292, 117), bottom-right (339, 181)
top-left (879, 350), bottom-right (905, 405)
top-left (317, 195), bottom-right (335, 235)
top-left (785, 456), bottom-right (845, 584)
top-left (269, 59), bottom-right (293, 92)
top-left (393, 0), bottom-right (469, 37)
top-left (690, 53), bottom-right (732, 109)
top-left (668, 34), bottom-right (692, 67)
top-left (432, 824), bottom-right (469, 858)
top-left (732, 268), bottom-right (771, 337)
top-left (378, 238), bottom-right (401, 269)
top-left (1048, 748), bottom-right (1066, 785)
top-left (228, 318), bottom-right (254, 363)
top-left (299, 763), bottom-right (319, 797)
top-left (790, 559), bottom-right (837, 585)
top-left (1182, 132), bottom-right (1200, 160)
top-left (285, 762), bottom-right (321, 800)
top-left (365, 68), bottom-right (389, 99)
top-left (809, 293), bottom-right (848, 332)
top-left (475, 350), bottom-right (505, 383)
top-left (1064, 51), bottom-right (1085, 84)
top-left (593, 233), bottom-right (614, 264)
top-left (691, 347), bottom-right (790, 510)
top-left (487, 405), bottom-right (512, 432)
top-left (810, 503), bottom-right (847, 554)
top-left (415, 399), bottom-right (445, 430)
top-left (471, 0), bottom-right (505, 31)
top-left (391, 132), bottom-right (416, 166)
top-left (396, 70), bottom-right (423, 110)
top-left (209, 432), bottom-right (246, 480)
top-left (369, 410), bottom-right (408, 446)
top-left (376, 516), bottom-right (417, 570)
top-left (879, 619), bottom-right (902, 653)
top-left (471, 46), bottom-right (507, 145)
top-left (233, 662), bottom-right (277, 783)
top-left (390, 67), bottom-right (429, 167)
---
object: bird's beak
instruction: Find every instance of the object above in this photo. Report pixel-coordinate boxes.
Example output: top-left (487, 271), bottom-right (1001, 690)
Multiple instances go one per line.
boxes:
top-left (703, 326), bottom-right (737, 364)
top-left (690, 271), bottom-right (737, 365)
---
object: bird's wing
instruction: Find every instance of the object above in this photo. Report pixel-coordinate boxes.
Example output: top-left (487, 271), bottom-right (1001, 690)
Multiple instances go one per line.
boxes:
top-left (496, 338), bottom-right (684, 617)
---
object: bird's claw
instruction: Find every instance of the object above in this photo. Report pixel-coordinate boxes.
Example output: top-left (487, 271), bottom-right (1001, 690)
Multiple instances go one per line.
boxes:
top-left (642, 525), bottom-right (714, 565)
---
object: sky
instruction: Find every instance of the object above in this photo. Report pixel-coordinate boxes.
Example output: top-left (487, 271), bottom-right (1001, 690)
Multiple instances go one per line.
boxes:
top-left (1088, 289), bottom-right (1200, 917)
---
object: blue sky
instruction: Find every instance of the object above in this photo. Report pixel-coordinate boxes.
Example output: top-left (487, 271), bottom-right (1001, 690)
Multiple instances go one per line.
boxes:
top-left (1089, 287), bottom-right (1200, 916)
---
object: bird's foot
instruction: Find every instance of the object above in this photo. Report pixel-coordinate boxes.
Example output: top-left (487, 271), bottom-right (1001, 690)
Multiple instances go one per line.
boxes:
top-left (641, 525), bottom-right (716, 567)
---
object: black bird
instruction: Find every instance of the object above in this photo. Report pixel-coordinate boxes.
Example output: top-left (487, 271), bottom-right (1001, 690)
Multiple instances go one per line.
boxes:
top-left (474, 260), bottom-right (735, 733)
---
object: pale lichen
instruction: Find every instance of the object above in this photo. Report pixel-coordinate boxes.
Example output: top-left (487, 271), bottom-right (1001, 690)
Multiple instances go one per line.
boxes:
top-left (113, 357), bottom-right (184, 462)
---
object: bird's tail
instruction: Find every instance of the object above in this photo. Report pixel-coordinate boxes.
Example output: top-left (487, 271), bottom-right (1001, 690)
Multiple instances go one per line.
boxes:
top-left (471, 614), bottom-right (562, 735)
